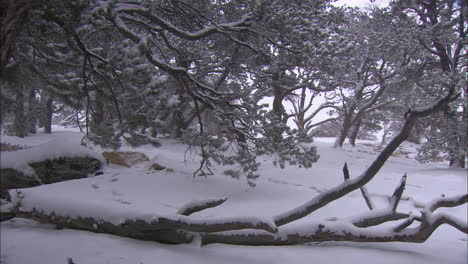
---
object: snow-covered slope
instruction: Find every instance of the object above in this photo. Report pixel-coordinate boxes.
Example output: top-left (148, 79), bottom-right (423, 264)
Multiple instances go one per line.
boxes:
top-left (1, 128), bottom-right (466, 264)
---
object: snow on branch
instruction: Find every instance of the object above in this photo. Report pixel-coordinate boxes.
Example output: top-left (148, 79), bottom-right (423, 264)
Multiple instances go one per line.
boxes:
top-left (177, 197), bottom-right (228, 216)
top-left (3, 172), bottom-right (466, 245)
top-left (203, 207), bottom-right (467, 245)
top-left (109, 13), bottom-right (241, 113)
top-left (351, 174), bottom-right (408, 228)
top-left (202, 194), bottom-right (467, 245)
top-left (425, 194), bottom-right (468, 213)
top-left (393, 213), bottom-right (421, 233)
top-left (8, 200), bottom-right (278, 243)
top-left (352, 210), bottom-right (408, 228)
top-left (426, 213), bottom-right (468, 234)
top-left (393, 194), bottom-right (468, 234)
top-left (114, 3), bottom-right (252, 41)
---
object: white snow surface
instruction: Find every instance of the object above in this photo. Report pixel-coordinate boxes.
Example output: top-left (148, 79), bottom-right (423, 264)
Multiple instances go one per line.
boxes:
top-left (0, 135), bottom-right (104, 176)
top-left (1, 128), bottom-right (467, 264)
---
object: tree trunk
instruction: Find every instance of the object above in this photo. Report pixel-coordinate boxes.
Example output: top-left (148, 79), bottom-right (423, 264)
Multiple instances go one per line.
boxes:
top-left (172, 110), bottom-right (189, 138)
top-left (271, 69), bottom-right (286, 143)
top-left (13, 83), bottom-right (26, 138)
top-left (334, 114), bottom-right (352, 148)
top-left (348, 119), bottom-right (362, 146)
top-left (43, 97), bottom-right (53, 134)
top-left (294, 87), bottom-right (307, 136)
top-left (38, 92), bottom-right (53, 134)
top-left (26, 86), bottom-right (37, 134)
top-left (6, 190), bottom-right (466, 246)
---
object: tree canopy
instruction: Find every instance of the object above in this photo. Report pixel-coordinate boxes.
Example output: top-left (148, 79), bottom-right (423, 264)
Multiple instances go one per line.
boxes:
top-left (1, 0), bottom-right (466, 188)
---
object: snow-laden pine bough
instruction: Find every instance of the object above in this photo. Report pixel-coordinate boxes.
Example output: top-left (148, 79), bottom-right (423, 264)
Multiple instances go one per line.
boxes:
top-left (1, 87), bottom-right (467, 245)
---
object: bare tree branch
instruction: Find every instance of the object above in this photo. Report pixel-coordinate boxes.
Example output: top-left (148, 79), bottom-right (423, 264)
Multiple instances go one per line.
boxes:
top-left (353, 211), bottom-right (409, 228)
top-left (393, 213), bottom-right (421, 233)
top-left (426, 194), bottom-right (468, 213)
top-left (115, 3), bottom-right (253, 41)
top-left (352, 174), bottom-right (408, 228)
top-left (389, 174), bottom-right (406, 212)
top-left (343, 162), bottom-right (375, 211)
top-left (360, 186), bottom-right (375, 211)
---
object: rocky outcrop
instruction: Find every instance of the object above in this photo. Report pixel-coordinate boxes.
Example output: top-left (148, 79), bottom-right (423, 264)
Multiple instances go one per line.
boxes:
top-left (1, 157), bottom-right (101, 199)
top-left (0, 142), bottom-right (24, 152)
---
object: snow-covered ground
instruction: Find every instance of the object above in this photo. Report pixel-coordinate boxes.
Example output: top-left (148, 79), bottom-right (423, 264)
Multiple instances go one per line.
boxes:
top-left (1, 126), bottom-right (467, 264)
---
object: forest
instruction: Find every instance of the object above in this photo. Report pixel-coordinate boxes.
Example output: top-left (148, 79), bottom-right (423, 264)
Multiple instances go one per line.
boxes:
top-left (0, 0), bottom-right (467, 263)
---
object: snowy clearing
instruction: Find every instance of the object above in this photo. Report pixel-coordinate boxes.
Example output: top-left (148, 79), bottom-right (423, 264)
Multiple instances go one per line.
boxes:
top-left (1, 127), bottom-right (467, 264)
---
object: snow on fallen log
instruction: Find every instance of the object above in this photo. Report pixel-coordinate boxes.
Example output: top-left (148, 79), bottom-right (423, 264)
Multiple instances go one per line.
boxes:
top-left (5, 188), bottom-right (277, 243)
top-left (3, 188), bottom-right (466, 245)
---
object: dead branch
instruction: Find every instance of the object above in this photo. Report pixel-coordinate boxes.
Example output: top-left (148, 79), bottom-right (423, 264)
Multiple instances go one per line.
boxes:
top-left (11, 205), bottom-right (277, 234)
top-left (359, 187), bottom-right (375, 211)
top-left (393, 213), bottom-right (421, 232)
top-left (352, 174), bottom-right (409, 228)
top-left (389, 174), bottom-right (406, 212)
top-left (19, 196), bottom-right (462, 246)
top-left (343, 162), bottom-right (375, 210)
top-left (201, 216), bottom-right (464, 245)
top-left (342, 162), bottom-right (350, 180)
top-left (6, 189), bottom-right (465, 246)
top-left (14, 209), bottom-right (193, 244)
top-left (353, 211), bottom-right (409, 228)
top-left (202, 193), bottom-right (467, 245)
top-left (426, 194), bottom-right (468, 212)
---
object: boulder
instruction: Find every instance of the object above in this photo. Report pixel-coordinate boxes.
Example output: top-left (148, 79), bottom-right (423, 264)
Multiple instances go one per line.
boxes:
top-left (0, 157), bottom-right (101, 199)
top-left (102, 151), bottom-right (149, 167)
top-left (0, 142), bottom-right (24, 152)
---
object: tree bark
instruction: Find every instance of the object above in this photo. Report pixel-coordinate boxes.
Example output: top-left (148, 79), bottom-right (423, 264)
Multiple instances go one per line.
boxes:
top-left (43, 97), bottom-right (53, 134)
top-left (26, 86), bottom-right (37, 134)
top-left (38, 93), bottom-right (53, 134)
top-left (8, 206), bottom-right (278, 244)
top-left (177, 197), bottom-right (227, 216)
top-left (13, 83), bottom-right (26, 138)
top-left (348, 119), bottom-right (362, 146)
top-left (334, 113), bottom-right (352, 148)
top-left (271, 68), bottom-right (286, 143)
